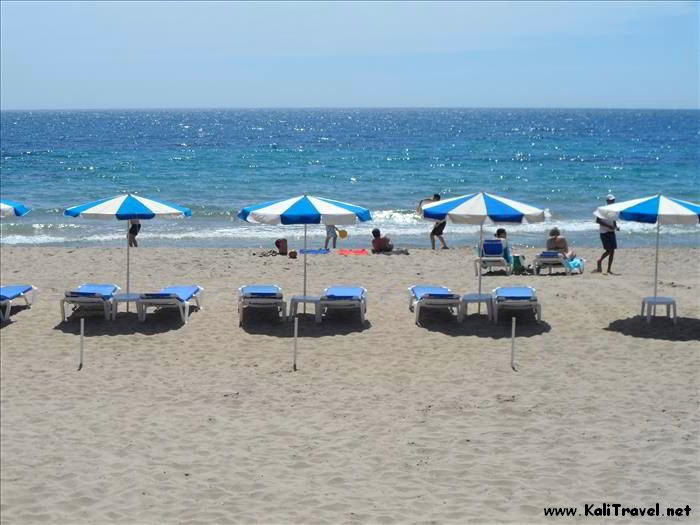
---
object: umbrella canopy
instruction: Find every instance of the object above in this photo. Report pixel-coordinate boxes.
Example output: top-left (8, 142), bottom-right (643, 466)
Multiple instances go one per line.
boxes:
top-left (421, 192), bottom-right (547, 299)
top-left (422, 192), bottom-right (546, 224)
top-left (64, 194), bottom-right (191, 219)
top-left (238, 195), bottom-right (372, 301)
top-left (64, 194), bottom-right (192, 311)
top-left (596, 194), bottom-right (700, 299)
top-left (0, 199), bottom-right (31, 218)
top-left (595, 195), bottom-right (700, 225)
top-left (238, 195), bottom-right (371, 225)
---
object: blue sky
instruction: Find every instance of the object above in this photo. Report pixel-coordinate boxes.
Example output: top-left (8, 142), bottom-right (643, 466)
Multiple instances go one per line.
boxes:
top-left (1, 1), bottom-right (697, 110)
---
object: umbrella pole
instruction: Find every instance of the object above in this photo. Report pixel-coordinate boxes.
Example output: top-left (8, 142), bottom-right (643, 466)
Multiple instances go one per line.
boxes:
top-left (478, 223), bottom-right (484, 314)
top-left (653, 221), bottom-right (660, 299)
top-left (126, 222), bottom-right (130, 312)
top-left (303, 224), bottom-right (308, 313)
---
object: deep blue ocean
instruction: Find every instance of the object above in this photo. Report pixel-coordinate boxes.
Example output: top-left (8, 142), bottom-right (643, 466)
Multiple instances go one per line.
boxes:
top-left (1, 109), bottom-right (698, 249)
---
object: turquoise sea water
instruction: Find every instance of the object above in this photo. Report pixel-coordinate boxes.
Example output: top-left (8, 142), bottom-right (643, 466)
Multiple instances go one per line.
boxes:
top-left (1, 109), bottom-right (698, 248)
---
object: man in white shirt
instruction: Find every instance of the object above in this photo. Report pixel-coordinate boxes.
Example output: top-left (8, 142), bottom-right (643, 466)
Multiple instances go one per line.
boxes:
top-left (594, 194), bottom-right (620, 274)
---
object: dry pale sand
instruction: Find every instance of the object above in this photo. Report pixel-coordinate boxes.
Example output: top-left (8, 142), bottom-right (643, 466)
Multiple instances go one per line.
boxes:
top-left (1, 245), bottom-right (698, 525)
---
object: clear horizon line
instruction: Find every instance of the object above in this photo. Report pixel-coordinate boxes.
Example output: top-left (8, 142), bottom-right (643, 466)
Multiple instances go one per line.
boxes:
top-left (1, 105), bottom-right (698, 112)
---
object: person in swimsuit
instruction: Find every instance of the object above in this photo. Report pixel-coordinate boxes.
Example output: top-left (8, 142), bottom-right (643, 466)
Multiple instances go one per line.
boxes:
top-left (371, 228), bottom-right (393, 253)
top-left (417, 193), bottom-right (448, 250)
top-left (128, 219), bottom-right (141, 247)
top-left (594, 194), bottom-right (620, 274)
top-left (546, 227), bottom-right (576, 259)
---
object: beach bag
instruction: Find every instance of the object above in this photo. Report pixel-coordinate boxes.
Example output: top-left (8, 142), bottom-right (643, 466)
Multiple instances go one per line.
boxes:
top-left (275, 238), bottom-right (288, 255)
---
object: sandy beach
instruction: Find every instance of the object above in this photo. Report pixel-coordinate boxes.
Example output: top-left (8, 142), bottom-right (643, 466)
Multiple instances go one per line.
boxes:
top-left (1, 245), bottom-right (698, 524)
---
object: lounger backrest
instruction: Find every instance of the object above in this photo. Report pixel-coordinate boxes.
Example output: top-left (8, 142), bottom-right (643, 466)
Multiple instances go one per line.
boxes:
top-left (482, 239), bottom-right (504, 257)
top-left (411, 286), bottom-right (459, 300)
top-left (539, 251), bottom-right (562, 258)
top-left (66, 284), bottom-right (117, 298)
top-left (494, 287), bottom-right (535, 300)
top-left (324, 286), bottom-right (366, 299)
top-left (0, 285), bottom-right (32, 300)
top-left (241, 285), bottom-right (283, 298)
top-left (143, 285), bottom-right (200, 302)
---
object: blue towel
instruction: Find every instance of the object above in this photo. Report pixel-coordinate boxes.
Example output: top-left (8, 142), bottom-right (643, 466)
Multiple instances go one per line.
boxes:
top-left (539, 251), bottom-right (562, 258)
top-left (143, 285), bottom-right (200, 302)
top-left (0, 285), bottom-right (32, 301)
top-left (299, 249), bottom-right (330, 255)
top-left (66, 284), bottom-right (117, 298)
top-left (412, 286), bottom-right (459, 300)
top-left (241, 285), bottom-right (282, 297)
top-left (324, 286), bottom-right (365, 299)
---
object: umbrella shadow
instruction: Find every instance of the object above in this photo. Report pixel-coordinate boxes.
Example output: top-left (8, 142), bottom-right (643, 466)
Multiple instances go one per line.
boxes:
top-left (0, 305), bottom-right (32, 327)
top-left (418, 309), bottom-right (551, 338)
top-left (605, 316), bottom-right (700, 342)
top-left (54, 309), bottom-right (197, 336)
top-left (241, 309), bottom-right (371, 338)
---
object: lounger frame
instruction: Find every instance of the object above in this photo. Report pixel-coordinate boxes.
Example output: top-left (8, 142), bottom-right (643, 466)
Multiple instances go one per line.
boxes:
top-left (61, 285), bottom-right (120, 321)
top-left (474, 240), bottom-right (512, 276)
top-left (137, 286), bottom-right (203, 324)
top-left (492, 286), bottom-right (542, 323)
top-left (238, 285), bottom-right (287, 325)
top-left (0, 285), bottom-right (37, 322)
top-left (534, 252), bottom-right (583, 275)
top-left (319, 286), bottom-right (367, 323)
top-left (408, 285), bottom-right (461, 325)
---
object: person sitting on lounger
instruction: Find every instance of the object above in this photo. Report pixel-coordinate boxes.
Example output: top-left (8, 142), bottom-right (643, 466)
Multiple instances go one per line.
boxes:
top-left (546, 227), bottom-right (576, 259)
top-left (371, 228), bottom-right (394, 253)
top-left (494, 228), bottom-right (513, 265)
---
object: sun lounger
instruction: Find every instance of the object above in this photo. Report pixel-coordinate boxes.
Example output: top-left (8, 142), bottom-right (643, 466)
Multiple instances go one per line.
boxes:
top-left (61, 283), bottom-right (120, 321)
top-left (408, 285), bottom-right (461, 325)
top-left (319, 286), bottom-right (367, 323)
top-left (136, 285), bottom-right (203, 324)
top-left (534, 251), bottom-right (584, 275)
top-left (492, 286), bottom-right (541, 323)
top-left (0, 285), bottom-right (37, 322)
top-left (238, 285), bottom-right (286, 325)
top-left (474, 239), bottom-right (512, 276)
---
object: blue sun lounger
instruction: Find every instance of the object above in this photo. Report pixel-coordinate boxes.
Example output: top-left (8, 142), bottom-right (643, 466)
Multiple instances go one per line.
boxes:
top-left (238, 285), bottom-right (286, 325)
top-left (61, 283), bottom-right (120, 321)
top-left (408, 285), bottom-right (461, 325)
top-left (136, 285), bottom-right (203, 324)
top-left (492, 286), bottom-right (542, 323)
top-left (534, 251), bottom-right (584, 275)
top-left (0, 285), bottom-right (37, 322)
top-left (318, 286), bottom-right (368, 323)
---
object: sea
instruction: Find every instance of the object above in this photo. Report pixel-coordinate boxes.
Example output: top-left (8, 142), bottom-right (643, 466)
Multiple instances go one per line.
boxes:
top-left (1, 108), bottom-right (698, 249)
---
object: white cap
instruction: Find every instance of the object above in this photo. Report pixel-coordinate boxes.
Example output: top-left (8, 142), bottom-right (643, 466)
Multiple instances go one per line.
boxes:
top-left (606, 194), bottom-right (616, 202)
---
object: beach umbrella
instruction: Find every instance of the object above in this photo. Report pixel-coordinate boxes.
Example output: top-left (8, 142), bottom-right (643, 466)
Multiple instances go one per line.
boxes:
top-left (421, 192), bottom-right (547, 298)
top-left (0, 199), bottom-right (30, 218)
top-left (595, 194), bottom-right (700, 299)
top-left (237, 195), bottom-right (372, 300)
top-left (64, 194), bottom-right (191, 308)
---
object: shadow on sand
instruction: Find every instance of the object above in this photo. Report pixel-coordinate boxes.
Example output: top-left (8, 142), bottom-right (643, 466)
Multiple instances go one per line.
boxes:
top-left (418, 309), bottom-right (551, 338)
top-left (605, 316), bottom-right (700, 342)
top-left (0, 305), bottom-right (33, 328)
top-left (53, 308), bottom-right (200, 336)
top-left (241, 308), bottom-right (371, 338)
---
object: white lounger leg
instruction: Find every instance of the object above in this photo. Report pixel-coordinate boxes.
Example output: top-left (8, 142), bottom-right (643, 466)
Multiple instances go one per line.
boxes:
top-left (180, 301), bottom-right (189, 324)
top-left (360, 301), bottom-right (366, 324)
top-left (104, 302), bottom-right (111, 320)
top-left (415, 303), bottom-right (421, 325)
top-left (1, 302), bottom-right (10, 322)
top-left (60, 299), bottom-right (67, 322)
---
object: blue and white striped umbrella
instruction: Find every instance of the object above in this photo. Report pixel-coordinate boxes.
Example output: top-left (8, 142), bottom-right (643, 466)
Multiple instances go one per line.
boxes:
top-left (596, 194), bottom-right (700, 300)
top-left (421, 192), bottom-right (546, 224)
top-left (64, 193), bottom-right (191, 220)
top-left (0, 199), bottom-right (31, 218)
top-left (596, 195), bottom-right (700, 225)
top-left (238, 195), bottom-right (372, 303)
top-left (422, 192), bottom-right (547, 299)
top-left (238, 195), bottom-right (371, 225)
top-left (64, 194), bottom-right (192, 309)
